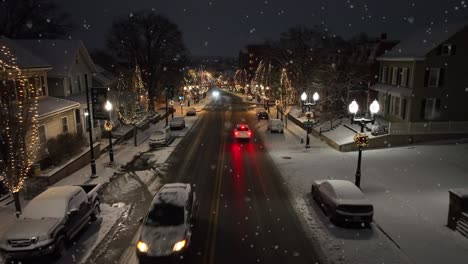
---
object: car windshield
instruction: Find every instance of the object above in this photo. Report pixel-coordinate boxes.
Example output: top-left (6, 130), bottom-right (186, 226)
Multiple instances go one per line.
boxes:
top-left (145, 204), bottom-right (184, 227)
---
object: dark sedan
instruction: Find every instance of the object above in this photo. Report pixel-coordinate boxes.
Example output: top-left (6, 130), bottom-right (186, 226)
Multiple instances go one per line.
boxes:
top-left (257, 110), bottom-right (269, 120)
top-left (311, 180), bottom-right (373, 227)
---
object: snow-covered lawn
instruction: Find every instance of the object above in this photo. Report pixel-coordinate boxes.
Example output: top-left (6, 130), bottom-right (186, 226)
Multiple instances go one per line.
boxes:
top-left (256, 113), bottom-right (468, 264)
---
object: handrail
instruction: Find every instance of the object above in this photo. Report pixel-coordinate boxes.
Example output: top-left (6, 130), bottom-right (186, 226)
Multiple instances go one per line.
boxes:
top-left (319, 114), bottom-right (344, 136)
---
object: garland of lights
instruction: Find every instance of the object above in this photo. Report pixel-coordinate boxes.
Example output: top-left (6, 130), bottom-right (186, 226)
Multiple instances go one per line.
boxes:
top-left (354, 133), bottom-right (369, 148)
top-left (116, 65), bottom-right (149, 126)
top-left (0, 44), bottom-right (40, 193)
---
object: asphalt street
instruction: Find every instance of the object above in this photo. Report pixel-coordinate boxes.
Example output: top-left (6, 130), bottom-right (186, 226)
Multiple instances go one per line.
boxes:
top-left (117, 90), bottom-right (319, 264)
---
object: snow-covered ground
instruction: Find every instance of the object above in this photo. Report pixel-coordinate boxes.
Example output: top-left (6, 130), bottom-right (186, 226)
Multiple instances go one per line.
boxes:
top-left (255, 107), bottom-right (468, 264)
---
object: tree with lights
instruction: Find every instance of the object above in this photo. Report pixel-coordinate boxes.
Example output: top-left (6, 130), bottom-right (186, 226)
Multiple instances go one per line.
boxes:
top-left (115, 65), bottom-right (149, 147)
top-left (0, 44), bottom-right (40, 215)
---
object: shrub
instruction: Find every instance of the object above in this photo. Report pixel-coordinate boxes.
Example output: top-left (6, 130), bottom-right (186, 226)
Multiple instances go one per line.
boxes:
top-left (40, 133), bottom-right (86, 169)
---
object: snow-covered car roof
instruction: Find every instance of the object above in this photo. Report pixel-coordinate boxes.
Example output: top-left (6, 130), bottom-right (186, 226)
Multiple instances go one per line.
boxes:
top-left (21, 186), bottom-right (82, 219)
top-left (152, 183), bottom-right (191, 207)
top-left (322, 180), bottom-right (366, 200)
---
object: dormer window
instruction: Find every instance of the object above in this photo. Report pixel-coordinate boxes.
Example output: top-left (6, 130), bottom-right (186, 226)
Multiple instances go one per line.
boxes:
top-left (440, 44), bottom-right (456, 56)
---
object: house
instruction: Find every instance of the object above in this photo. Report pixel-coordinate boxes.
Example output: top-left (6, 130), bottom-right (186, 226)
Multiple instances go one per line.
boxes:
top-left (372, 22), bottom-right (468, 123)
top-left (0, 37), bottom-right (81, 160)
top-left (15, 39), bottom-right (102, 139)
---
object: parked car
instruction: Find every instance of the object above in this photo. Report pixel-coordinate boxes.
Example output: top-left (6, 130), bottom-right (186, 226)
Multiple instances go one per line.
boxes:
top-left (0, 185), bottom-right (101, 261)
top-left (257, 110), bottom-right (269, 120)
top-left (186, 107), bottom-right (196, 116)
top-left (233, 124), bottom-right (252, 141)
top-left (149, 127), bottom-right (171, 147)
top-left (136, 183), bottom-right (198, 263)
top-left (170, 116), bottom-right (186, 130)
top-left (311, 180), bottom-right (373, 226)
top-left (267, 119), bottom-right (284, 133)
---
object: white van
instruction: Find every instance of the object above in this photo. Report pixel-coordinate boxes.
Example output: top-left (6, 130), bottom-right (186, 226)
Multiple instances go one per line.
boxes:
top-left (267, 119), bottom-right (284, 133)
top-left (149, 126), bottom-right (171, 147)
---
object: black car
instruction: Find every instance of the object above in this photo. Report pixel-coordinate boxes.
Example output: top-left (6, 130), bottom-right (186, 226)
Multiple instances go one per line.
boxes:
top-left (257, 111), bottom-right (269, 120)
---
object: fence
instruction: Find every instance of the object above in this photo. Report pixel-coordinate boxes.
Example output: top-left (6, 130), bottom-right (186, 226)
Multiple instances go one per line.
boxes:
top-left (388, 121), bottom-right (468, 135)
top-left (319, 115), bottom-right (344, 136)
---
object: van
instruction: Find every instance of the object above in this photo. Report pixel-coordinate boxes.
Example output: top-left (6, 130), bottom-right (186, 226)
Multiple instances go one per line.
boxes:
top-left (267, 119), bottom-right (284, 133)
top-left (149, 126), bottom-right (171, 147)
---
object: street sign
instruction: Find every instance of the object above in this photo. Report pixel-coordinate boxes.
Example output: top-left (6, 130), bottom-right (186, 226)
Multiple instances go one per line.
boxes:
top-left (169, 100), bottom-right (174, 106)
top-left (91, 87), bottom-right (108, 120)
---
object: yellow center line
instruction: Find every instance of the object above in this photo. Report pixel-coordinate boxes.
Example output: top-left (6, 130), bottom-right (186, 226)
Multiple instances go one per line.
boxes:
top-left (203, 113), bottom-right (226, 264)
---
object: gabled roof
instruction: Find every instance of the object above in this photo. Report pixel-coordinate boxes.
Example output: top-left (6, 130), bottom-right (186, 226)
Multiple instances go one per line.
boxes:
top-left (0, 37), bottom-right (51, 70)
top-left (93, 64), bottom-right (118, 87)
top-left (14, 39), bottom-right (97, 77)
top-left (38, 96), bottom-right (80, 118)
top-left (378, 22), bottom-right (468, 61)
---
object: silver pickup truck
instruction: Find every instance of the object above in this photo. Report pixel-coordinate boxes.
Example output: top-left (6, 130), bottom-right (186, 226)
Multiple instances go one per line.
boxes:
top-left (0, 184), bottom-right (101, 261)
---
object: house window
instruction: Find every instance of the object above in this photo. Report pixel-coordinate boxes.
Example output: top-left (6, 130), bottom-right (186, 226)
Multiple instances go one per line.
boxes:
top-left (401, 68), bottom-right (409, 87)
top-left (77, 76), bottom-right (82, 92)
top-left (62, 117), bottom-right (68, 134)
top-left (428, 68), bottom-right (440, 87)
top-left (422, 98), bottom-right (441, 120)
top-left (391, 67), bottom-right (398, 85)
top-left (38, 125), bottom-right (46, 144)
top-left (40, 76), bottom-right (46, 96)
top-left (393, 97), bottom-right (400, 116)
top-left (381, 66), bottom-right (388, 83)
top-left (68, 77), bottom-right (73, 95)
top-left (402, 98), bottom-right (408, 120)
top-left (442, 44), bottom-right (452, 56)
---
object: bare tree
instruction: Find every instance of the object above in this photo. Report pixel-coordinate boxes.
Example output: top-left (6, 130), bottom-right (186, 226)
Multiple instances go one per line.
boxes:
top-left (107, 11), bottom-right (188, 111)
top-left (0, 44), bottom-right (40, 214)
top-left (0, 0), bottom-right (73, 38)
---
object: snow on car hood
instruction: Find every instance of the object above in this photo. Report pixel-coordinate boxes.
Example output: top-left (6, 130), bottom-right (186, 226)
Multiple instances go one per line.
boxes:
top-left (140, 224), bottom-right (187, 256)
top-left (3, 218), bottom-right (60, 240)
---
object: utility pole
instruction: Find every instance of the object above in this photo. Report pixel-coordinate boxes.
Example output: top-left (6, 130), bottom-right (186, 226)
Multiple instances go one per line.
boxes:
top-left (85, 84), bottom-right (96, 177)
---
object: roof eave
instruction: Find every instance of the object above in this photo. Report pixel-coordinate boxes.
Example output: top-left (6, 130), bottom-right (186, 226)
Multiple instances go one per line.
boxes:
top-left (376, 57), bottom-right (426, 62)
top-left (38, 103), bottom-right (80, 120)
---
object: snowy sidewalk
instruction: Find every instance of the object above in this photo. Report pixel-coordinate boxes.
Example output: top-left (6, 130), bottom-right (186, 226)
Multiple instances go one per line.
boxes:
top-left (257, 107), bottom-right (468, 264)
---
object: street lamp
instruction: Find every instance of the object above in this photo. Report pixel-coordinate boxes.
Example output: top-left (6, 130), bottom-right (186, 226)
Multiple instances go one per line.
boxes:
top-left (349, 99), bottom-right (380, 188)
top-left (301, 92), bottom-right (307, 113)
top-left (104, 100), bottom-right (114, 164)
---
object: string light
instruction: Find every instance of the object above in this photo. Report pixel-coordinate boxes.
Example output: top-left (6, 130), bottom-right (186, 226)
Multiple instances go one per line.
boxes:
top-left (116, 65), bottom-right (149, 125)
top-left (0, 44), bottom-right (39, 193)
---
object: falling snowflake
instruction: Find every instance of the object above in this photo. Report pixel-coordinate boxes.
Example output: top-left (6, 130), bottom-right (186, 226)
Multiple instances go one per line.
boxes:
top-left (129, 12), bottom-right (134, 18)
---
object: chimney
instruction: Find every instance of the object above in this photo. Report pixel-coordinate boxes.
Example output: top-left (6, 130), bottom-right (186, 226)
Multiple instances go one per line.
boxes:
top-left (380, 33), bottom-right (387, 40)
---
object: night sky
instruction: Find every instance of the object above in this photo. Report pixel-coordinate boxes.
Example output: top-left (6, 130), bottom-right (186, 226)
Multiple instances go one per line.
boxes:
top-left (61, 0), bottom-right (467, 57)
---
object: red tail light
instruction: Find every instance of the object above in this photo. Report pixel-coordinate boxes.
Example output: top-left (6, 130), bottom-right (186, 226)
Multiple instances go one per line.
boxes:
top-left (248, 131), bottom-right (251, 136)
top-left (235, 131), bottom-right (238, 135)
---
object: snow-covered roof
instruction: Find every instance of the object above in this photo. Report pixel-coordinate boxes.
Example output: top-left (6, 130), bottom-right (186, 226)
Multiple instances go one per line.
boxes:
top-left (38, 96), bottom-right (80, 118)
top-left (21, 186), bottom-right (82, 219)
top-left (378, 22), bottom-right (468, 60)
top-left (93, 64), bottom-right (117, 87)
top-left (153, 183), bottom-right (190, 207)
top-left (0, 37), bottom-right (51, 69)
top-left (15, 39), bottom-right (97, 77)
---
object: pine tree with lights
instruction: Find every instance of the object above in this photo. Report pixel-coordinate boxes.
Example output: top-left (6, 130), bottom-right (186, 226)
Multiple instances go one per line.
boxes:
top-left (0, 44), bottom-right (40, 215)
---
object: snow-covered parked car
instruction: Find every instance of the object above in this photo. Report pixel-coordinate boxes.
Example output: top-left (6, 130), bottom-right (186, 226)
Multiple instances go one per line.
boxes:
top-left (0, 185), bottom-right (101, 261)
top-left (311, 180), bottom-right (373, 226)
top-left (170, 116), bottom-right (186, 130)
top-left (186, 107), bottom-right (196, 116)
top-left (136, 183), bottom-right (198, 262)
top-left (149, 126), bottom-right (171, 147)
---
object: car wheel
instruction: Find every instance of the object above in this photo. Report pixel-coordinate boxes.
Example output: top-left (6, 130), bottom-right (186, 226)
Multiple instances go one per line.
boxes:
top-left (90, 204), bottom-right (100, 222)
top-left (53, 235), bottom-right (67, 259)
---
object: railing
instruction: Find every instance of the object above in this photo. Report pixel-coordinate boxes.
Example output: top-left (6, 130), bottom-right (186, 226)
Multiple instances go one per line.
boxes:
top-left (319, 115), bottom-right (344, 136)
top-left (388, 121), bottom-right (468, 135)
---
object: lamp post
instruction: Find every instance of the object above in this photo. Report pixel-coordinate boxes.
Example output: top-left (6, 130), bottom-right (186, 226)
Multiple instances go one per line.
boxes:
top-left (301, 92), bottom-right (307, 113)
top-left (104, 100), bottom-right (114, 164)
top-left (348, 99), bottom-right (380, 188)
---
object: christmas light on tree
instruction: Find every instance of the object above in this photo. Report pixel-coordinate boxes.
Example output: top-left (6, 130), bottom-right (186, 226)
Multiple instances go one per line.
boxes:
top-left (0, 44), bottom-right (40, 202)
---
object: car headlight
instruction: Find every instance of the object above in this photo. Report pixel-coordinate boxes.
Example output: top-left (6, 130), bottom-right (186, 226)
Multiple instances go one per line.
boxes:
top-left (137, 241), bottom-right (149, 253)
top-left (173, 240), bottom-right (186, 252)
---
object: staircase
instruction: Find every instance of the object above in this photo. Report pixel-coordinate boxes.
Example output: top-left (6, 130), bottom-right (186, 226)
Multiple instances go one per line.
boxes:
top-left (0, 193), bottom-right (13, 208)
top-left (456, 212), bottom-right (468, 238)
